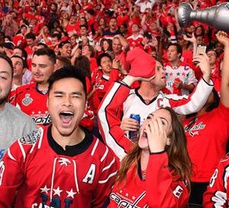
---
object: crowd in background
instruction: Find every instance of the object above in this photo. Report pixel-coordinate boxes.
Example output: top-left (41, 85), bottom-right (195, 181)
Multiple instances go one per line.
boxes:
top-left (0, 0), bottom-right (229, 207)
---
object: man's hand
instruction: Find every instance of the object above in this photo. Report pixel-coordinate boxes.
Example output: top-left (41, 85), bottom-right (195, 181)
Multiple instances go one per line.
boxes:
top-left (120, 118), bottom-right (140, 132)
top-left (216, 31), bottom-right (229, 48)
top-left (193, 53), bottom-right (211, 82)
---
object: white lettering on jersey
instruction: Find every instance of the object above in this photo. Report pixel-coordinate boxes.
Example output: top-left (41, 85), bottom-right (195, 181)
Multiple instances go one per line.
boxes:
top-left (223, 166), bottom-right (229, 190)
top-left (209, 169), bottom-right (219, 188)
top-left (212, 191), bottom-right (227, 207)
top-left (83, 164), bottom-right (96, 184)
top-left (110, 191), bottom-right (147, 208)
top-left (173, 185), bottom-right (183, 198)
top-left (0, 161), bottom-right (5, 186)
top-left (157, 98), bottom-right (163, 108)
top-left (184, 117), bottom-right (206, 137)
top-left (31, 114), bottom-right (51, 125)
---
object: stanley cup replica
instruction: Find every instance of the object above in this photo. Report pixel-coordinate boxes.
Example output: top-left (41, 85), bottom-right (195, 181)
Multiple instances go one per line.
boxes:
top-left (178, 2), bottom-right (229, 32)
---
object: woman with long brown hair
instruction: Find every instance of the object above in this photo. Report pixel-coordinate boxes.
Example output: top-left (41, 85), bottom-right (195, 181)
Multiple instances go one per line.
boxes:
top-left (107, 107), bottom-right (192, 207)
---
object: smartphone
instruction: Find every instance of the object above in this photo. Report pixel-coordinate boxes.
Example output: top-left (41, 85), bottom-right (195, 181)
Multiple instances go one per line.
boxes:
top-left (196, 44), bottom-right (207, 55)
top-left (194, 44), bottom-right (207, 65)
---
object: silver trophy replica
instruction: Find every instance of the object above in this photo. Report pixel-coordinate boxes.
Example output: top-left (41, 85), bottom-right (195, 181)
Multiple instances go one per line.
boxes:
top-left (178, 2), bottom-right (229, 32)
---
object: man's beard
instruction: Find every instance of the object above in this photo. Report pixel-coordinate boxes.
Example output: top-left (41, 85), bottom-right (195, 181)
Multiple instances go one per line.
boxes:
top-left (0, 95), bottom-right (8, 106)
top-left (0, 89), bottom-right (11, 106)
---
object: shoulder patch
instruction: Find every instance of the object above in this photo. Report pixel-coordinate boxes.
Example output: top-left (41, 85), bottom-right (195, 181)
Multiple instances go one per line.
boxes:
top-left (19, 128), bottom-right (42, 145)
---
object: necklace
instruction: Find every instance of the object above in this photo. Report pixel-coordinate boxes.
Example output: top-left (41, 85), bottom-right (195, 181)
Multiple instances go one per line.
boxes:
top-left (138, 159), bottom-right (147, 181)
top-left (141, 170), bottom-right (146, 181)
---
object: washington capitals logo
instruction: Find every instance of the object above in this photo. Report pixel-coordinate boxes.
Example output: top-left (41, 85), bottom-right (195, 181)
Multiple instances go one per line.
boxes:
top-left (184, 117), bottom-right (206, 137)
top-left (110, 191), bottom-right (148, 208)
top-left (31, 114), bottom-right (52, 125)
top-left (22, 93), bottom-right (33, 106)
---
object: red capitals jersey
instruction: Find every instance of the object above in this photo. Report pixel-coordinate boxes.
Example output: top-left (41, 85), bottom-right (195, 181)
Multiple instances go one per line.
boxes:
top-left (90, 69), bottom-right (121, 113)
top-left (12, 33), bottom-right (26, 48)
top-left (127, 34), bottom-right (144, 50)
top-left (25, 46), bottom-right (34, 71)
top-left (10, 82), bottom-right (51, 126)
top-left (98, 78), bottom-right (213, 161)
top-left (0, 126), bottom-right (118, 207)
top-left (184, 102), bottom-right (229, 183)
top-left (108, 152), bottom-right (189, 207)
top-left (203, 154), bottom-right (229, 207)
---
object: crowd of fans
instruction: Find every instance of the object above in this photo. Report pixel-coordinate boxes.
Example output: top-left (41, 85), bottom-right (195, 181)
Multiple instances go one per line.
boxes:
top-left (0, 0), bottom-right (229, 207)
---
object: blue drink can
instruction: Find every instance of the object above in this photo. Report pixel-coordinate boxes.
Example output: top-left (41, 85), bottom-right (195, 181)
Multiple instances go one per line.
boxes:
top-left (129, 114), bottom-right (141, 143)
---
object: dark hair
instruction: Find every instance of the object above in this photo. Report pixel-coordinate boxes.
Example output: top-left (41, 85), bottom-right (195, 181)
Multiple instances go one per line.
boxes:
top-left (13, 46), bottom-right (27, 58)
top-left (48, 65), bottom-right (87, 96)
top-left (50, 2), bottom-right (57, 12)
top-left (33, 48), bottom-right (56, 64)
top-left (4, 35), bottom-right (12, 41)
top-left (51, 33), bottom-right (61, 41)
top-left (206, 88), bottom-right (220, 112)
top-left (13, 46), bottom-right (28, 68)
top-left (195, 25), bottom-right (205, 36)
top-left (25, 32), bottom-right (36, 40)
top-left (80, 24), bottom-right (88, 31)
top-left (58, 40), bottom-right (71, 48)
top-left (0, 54), bottom-right (13, 76)
top-left (37, 42), bottom-right (48, 48)
top-left (56, 55), bottom-right (71, 67)
top-left (97, 53), bottom-right (112, 66)
top-left (74, 55), bottom-right (91, 79)
top-left (206, 46), bottom-right (216, 54)
top-left (167, 42), bottom-right (182, 57)
top-left (70, 33), bottom-right (78, 40)
top-left (144, 31), bottom-right (152, 40)
top-left (20, 24), bottom-right (28, 29)
top-left (152, 55), bottom-right (164, 67)
top-left (100, 38), bottom-right (112, 52)
top-left (11, 55), bottom-right (26, 68)
top-left (86, 9), bottom-right (95, 16)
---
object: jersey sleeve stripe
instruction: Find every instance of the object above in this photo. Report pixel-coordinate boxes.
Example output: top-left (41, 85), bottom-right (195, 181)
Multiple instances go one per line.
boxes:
top-left (18, 140), bottom-right (26, 162)
top-left (91, 138), bottom-right (99, 156)
top-left (98, 83), bottom-right (127, 161)
top-left (38, 127), bottom-right (44, 149)
top-left (100, 147), bottom-right (108, 162)
top-left (7, 148), bottom-right (16, 161)
top-left (98, 171), bottom-right (117, 184)
top-left (102, 158), bottom-right (116, 172)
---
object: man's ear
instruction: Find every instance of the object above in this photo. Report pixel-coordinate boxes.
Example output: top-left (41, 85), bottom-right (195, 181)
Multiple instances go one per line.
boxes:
top-left (22, 67), bottom-right (26, 74)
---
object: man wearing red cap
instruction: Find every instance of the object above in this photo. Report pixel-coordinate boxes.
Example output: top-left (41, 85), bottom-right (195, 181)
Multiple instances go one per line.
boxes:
top-left (98, 47), bottom-right (213, 161)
